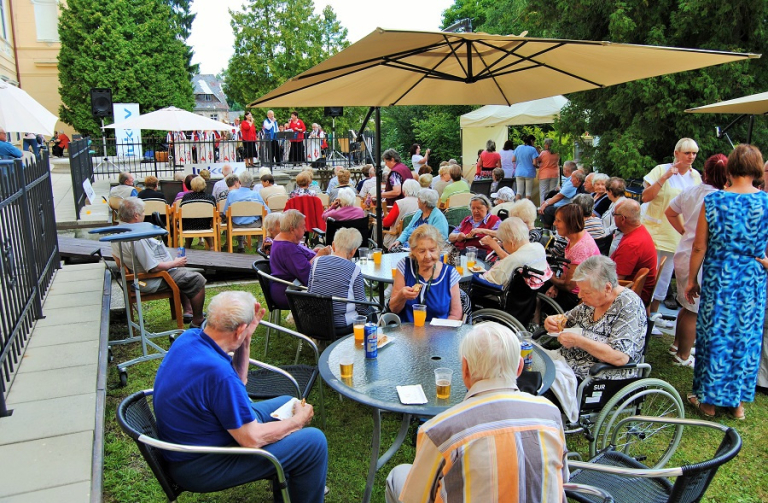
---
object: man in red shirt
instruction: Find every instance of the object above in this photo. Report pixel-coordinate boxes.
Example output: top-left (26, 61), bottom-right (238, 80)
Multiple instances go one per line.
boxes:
top-left (287, 111), bottom-right (306, 165)
top-left (610, 199), bottom-right (657, 306)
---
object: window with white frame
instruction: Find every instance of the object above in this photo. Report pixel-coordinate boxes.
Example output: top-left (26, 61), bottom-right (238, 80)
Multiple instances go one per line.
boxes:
top-left (32, 0), bottom-right (59, 43)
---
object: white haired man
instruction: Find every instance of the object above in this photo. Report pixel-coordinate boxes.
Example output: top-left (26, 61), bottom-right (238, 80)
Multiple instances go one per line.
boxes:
top-left (153, 291), bottom-right (327, 502)
top-left (386, 322), bottom-right (568, 503)
top-left (222, 171), bottom-right (270, 253)
top-left (114, 197), bottom-right (206, 326)
top-left (212, 164), bottom-right (233, 201)
top-left (110, 171), bottom-right (138, 198)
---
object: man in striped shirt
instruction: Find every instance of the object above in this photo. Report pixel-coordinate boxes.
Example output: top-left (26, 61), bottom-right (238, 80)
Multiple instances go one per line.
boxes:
top-left (386, 322), bottom-right (568, 503)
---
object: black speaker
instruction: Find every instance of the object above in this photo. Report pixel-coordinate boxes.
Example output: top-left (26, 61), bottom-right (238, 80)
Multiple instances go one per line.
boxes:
top-left (324, 106), bottom-right (343, 118)
top-left (90, 88), bottom-right (113, 118)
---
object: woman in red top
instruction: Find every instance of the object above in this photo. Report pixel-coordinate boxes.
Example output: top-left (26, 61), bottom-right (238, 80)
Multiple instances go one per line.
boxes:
top-left (240, 111), bottom-right (257, 167)
top-left (287, 111), bottom-right (306, 164)
top-left (475, 139), bottom-right (502, 180)
top-left (448, 194), bottom-right (501, 258)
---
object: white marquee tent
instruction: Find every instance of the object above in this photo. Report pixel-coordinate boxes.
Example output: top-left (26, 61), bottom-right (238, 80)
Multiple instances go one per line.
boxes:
top-left (460, 95), bottom-right (569, 175)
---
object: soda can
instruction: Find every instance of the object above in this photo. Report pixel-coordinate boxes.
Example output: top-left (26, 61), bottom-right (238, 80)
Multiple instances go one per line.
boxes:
top-left (364, 323), bottom-right (378, 359)
top-left (520, 340), bottom-right (534, 372)
top-left (177, 246), bottom-right (186, 258)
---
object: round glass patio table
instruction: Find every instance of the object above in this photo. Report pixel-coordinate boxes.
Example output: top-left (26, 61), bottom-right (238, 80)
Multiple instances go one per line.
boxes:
top-left (318, 323), bottom-right (555, 503)
top-left (358, 251), bottom-right (486, 284)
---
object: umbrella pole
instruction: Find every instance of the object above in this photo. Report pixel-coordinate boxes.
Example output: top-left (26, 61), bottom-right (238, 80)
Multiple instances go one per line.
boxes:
top-left (747, 115), bottom-right (754, 144)
top-left (375, 107), bottom-right (383, 249)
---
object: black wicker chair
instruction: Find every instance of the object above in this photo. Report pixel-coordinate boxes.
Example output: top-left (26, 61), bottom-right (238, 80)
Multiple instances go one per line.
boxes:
top-left (252, 259), bottom-right (307, 357)
top-left (469, 179), bottom-right (492, 196)
top-left (285, 290), bottom-right (381, 346)
top-left (312, 215), bottom-right (371, 248)
top-left (567, 417), bottom-right (742, 503)
top-left (116, 389), bottom-right (291, 502)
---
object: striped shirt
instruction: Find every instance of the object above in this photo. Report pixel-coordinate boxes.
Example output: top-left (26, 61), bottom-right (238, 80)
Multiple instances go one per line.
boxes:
top-left (307, 255), bottom-right (367, 327)
top-left (400, 378), bottom-right (568, 503)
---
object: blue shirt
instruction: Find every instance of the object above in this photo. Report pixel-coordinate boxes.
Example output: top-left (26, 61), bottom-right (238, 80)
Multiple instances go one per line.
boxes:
top-left (396, 257), bottom-right (460, 322)
top-left (223, 187), bottom-right (270, 225)
top-left (554, 178), bottom-right (577, 208)
top-left (397, 208), bottom-right (449, 245)
top-left (154, 329), bottom-right (256, 463)
top-left (513, 145), bottom-right (539, 178)
top-left (0, 141), bottom-right (23, 160)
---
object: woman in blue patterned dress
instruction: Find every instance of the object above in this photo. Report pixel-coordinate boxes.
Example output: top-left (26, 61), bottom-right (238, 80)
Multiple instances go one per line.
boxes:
top-left (685, 144), bottom-right (768, 419)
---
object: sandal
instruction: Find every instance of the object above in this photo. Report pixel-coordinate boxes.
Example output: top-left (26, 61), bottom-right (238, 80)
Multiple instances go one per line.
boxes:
top-left (669, 345), bottom-right (695, 356)
top-left (687, 394), bottom-right (715, 418)
top-left (673, 354), bottom-right (695, 367)
top-left (729, 407), bottom-right (746, 421)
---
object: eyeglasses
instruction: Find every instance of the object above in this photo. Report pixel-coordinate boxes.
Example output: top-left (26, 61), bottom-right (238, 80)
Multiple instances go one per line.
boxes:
top-left (614, 213), bottom-right (625, 219)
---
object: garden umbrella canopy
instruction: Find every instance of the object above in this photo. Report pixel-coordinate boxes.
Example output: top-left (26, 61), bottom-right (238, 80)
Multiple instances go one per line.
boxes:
top-left (250, 28), bottom-right (758, 108)
top-left (460, 96), bottom-right (569, 128)
top-left (103, 106), bottom-right (232, 131)
top-left (685, 91), bottom-right (768, 115)
top-left (0, 81), bottom-right (58, 136)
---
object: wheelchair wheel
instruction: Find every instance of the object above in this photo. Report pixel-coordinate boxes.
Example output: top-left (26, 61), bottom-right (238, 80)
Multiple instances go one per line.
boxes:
top-left (470, 308), bottom-right (526, 334)
top-left (591, 378), bottom-right (684, 468)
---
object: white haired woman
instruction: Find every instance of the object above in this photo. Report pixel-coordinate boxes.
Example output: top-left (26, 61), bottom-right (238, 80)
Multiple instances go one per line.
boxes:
top-left (642, 137), bottom-right (702, 317)
top-left (390, 225), bottom-right (462, 322)
top-left (308, 227), bottom-right (370, 333)
top-left (390, 189), bottom-right (449, 251)
top-left (591, 173), bottom-right (611, 217)
top-left (544, 255), bottom-right (647, 380)
top-left (322, 187), bottom-right (365, 221)
top-left (432, 163), bottom-right (452, 198)
top-left (260, 212), bottom-right (282, 256)
top-left (477, 217), bottom-right (551, 288)
top-left (382, 179), bottom-right (421, 249)
top-left (449, 194), bottom-right (501, 258)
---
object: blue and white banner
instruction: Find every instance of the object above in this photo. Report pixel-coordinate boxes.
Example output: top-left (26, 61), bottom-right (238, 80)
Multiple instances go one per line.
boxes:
top-left (113, 103), bottom-right (142, 159)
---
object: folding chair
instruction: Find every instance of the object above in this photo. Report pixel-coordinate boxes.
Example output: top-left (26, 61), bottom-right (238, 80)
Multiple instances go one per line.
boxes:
top-left (226, 201), bottom-right (266, 253)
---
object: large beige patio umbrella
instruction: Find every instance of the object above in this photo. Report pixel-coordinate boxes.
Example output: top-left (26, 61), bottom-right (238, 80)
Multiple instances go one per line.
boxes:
top-left (685, 91), bottom-right (768, 143)
top-left (250, 28), bottom-right (758, 248)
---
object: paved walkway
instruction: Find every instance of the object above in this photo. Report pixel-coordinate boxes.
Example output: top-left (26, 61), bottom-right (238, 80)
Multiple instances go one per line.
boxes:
top-left (50, 158), bottom-right (112, 227)
top-left (0, 262), bottom-right (107, 502)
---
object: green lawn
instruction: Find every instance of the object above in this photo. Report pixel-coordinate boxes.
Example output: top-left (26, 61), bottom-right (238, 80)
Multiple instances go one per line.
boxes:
top-left (102, 282), bottom-right (768, 502)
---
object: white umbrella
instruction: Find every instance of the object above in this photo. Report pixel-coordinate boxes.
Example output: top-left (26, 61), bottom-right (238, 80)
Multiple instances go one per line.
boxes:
top-left (0, 81), bottom-right (59, 136)
top-left (685, 91), bottom-right (768, 115)
top-left (103, 106), bottom-right (232, 131)
top-left (460, 96), bottom-right (570, 127)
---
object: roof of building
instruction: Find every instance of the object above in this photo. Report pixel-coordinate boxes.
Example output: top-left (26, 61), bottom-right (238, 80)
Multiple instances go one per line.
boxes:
top-left (192, 74), bottom-right (230, 112)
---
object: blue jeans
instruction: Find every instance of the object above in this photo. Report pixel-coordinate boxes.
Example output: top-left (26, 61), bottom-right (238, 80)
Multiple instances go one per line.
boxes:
top-left (23, 139), bottom-right (40, 159)
top-left (169, 396), bottom-right (328, 502)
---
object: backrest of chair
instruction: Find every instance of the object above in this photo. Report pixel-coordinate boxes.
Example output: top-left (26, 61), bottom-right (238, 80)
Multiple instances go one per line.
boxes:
top-left (502, 270), bottom-right (539, 326)
top-left (594, 233), bottom-right (614, 256)
top-left (497, 179), bottom-right (515, 191)
top-left (401, 212), bottom-right (417, 230)
top-left (285, 290), bottom-right (338, 342)
top-left (228, 201), bottom-right (265, 219)
top-left (267, 194), bottom-right (288, 211)
top-left (252, 260), bottom-right (281, 312)
top-left (447, 192), bottom-right (472, 208)
top-left (325, 216), bottom-right (370, 247)
top-left (631, 268), bottom-right (650, 299)
top-left (179, 200), bottom-right (215, 219)
top-left (668, 427), bottom-right (741, 503)
top-left (143, 198), bottom-right (168, 216)
top-left (444, 207), bottom-right (471, 228)
top-left (497, 209), bottom-right (509, 221)
top-left (108, 195), bottom-right (123, 211)
top-left (470, 179), bottom-right (492, 196)
top-left (470, 308), bottom-right (523, 334)
top-left (317, 193), bottom-right (330, 207)
top-left (116, 391), bottom-right (183, 501)
top-left (217, 199), bottom-right (227, 213)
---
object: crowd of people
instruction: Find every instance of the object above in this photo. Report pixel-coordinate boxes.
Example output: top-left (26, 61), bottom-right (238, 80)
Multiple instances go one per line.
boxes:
top-left (98, 127), bottom-right (768, 503)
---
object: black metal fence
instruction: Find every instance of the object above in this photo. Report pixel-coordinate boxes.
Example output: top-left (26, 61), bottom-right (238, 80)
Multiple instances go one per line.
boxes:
top-left (70, 138), bottom-right (94, 218)
top-left (88, 133), bottom-right (376, 180)
top-left (0, 153), bottom-right (60, 417)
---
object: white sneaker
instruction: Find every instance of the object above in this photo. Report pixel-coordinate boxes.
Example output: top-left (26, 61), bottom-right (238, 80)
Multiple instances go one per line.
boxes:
top-left (650, 313), bottom-right (675, 328)
top-left (651, 326), bottom-right (664, 336)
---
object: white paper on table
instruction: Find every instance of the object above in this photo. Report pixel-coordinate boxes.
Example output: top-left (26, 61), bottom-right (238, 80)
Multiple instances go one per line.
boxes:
top-left (270, 397), bottom-right (300, 420)
top-left (396, 385), bottom-right (428, 405)
top-left (430, 318), bottom-right (463, 327)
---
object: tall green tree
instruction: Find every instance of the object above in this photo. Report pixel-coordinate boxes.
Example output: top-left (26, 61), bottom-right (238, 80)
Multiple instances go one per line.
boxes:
top-left (223, 0), bottom-right (349, 109)
top-left (58, 0), bottom-right (195, 137)
top-left (470, 0), bottom-right (768, 178)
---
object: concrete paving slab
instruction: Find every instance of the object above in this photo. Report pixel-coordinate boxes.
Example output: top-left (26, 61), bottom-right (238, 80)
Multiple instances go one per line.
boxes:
top-left (0, 394), bottom-right (96, 444)
top-left (0, 481), bottom-right (90, 503)
top-left (18, 341), bottom-right (99, 373)
top-left (42, 289), bottom-right (102, 310)
top-left (50, 268), bottom-right (106, 283)
top-left (0, 431), bottom-right (93, 498)
top-left (34, 306), bottom-right (101, 327)
top-left (27, 321), bottom-right (101, 349)
top-left (6, 365), bottom-right (97, 405)
top-left (47, 279), bottom-right (104, 296)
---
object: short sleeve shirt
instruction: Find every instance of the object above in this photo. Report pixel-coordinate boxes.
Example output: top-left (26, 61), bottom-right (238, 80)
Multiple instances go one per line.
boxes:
top-left (563, 233), bottom-right (600, 293)
top-left (642, 164), bottom-right (701, 252)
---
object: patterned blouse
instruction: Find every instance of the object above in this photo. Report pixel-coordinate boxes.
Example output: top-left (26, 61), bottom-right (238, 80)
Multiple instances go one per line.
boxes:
top-left (559, 289), bottom-right (647, 380)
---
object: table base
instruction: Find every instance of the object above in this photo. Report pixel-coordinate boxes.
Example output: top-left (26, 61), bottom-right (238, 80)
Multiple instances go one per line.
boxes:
top-left (363, 409), bottom-right (413, 503)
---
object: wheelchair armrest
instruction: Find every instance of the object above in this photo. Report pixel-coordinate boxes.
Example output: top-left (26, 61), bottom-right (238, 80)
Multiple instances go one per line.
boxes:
top-left (588, 362), bottom-right (651, 377)
top-left (248, 358), bottom-right (301, 398)
top-left (330, 296), bottom-right (383, 312)
top-left (311, 227), bottom-right (326, 235)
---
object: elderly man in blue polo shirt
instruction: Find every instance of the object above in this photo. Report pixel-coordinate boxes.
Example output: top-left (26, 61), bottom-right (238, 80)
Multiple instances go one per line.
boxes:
top-left (0, 128), bottom-right (23, 160)
top-left (153, 291), bottom-right (328, 502)
top-left (222, 170), bottom-right (270, 253)
top-left (539, 163), bottom-right (585, 228)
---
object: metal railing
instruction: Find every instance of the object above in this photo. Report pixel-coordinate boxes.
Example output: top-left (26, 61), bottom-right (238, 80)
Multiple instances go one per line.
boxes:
top-left (0, 153), bottom-right (60, 417)
top-left (88, 134), bottom-right (376, 180)
top-left (69, 138), bottom-right (95, 218)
